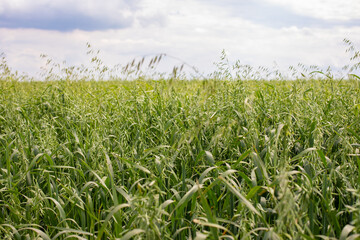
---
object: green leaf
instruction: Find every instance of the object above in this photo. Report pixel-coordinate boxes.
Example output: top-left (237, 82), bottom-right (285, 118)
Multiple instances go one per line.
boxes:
top-left (316, 149), bottom-right (328, 167)
top-left (246, 186), bottom-right (262, 199)
top-left (171, 184), bottom-right (200, 216)
top-left (97, 204), bottom-right (130, 240)
top-left (193, 219), bottom-right (234, 238)
top-left (205, 151), bottom-right (215, 166)
top-left (18, 227), bottom-right (50, 240)
top-left (199, 166), bottom-right (217, 184)
top-left (235, 149), bottom-right (252, 165)
top-left (197, 183), bottom-right (218, 239)
top-left (291, 148), bottom-right (317, 162)
top-left (45, 197), bottom-right (66, 223)
top-left (219, 176), bottom-right (261, 217)
top-left (119, 229), bottom-right (145, 240)
top-left (340, 225), bottom-right (355, 240)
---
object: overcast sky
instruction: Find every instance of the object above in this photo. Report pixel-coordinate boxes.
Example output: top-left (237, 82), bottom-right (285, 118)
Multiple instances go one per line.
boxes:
top-left (1, 0), bottom-right (360, 77)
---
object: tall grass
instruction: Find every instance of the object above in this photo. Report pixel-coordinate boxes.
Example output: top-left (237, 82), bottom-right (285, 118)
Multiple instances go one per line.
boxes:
top-left (1, 38), bottom-right (360, 239)
top-left (1, 75), bottom-right (360, 239)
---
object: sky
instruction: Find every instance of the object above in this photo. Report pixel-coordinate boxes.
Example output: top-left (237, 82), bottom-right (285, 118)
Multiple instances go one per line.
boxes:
top-left (1, 0), bottom-right (360, 78)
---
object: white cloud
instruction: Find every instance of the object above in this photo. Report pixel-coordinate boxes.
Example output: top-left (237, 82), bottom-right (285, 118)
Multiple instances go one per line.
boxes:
top-left (0, 0), bottom-right (139, 14)
top-left (0, 0), bottom-right (142, 31)
top-left (1, 0), bottom-right (360, 78)
top-left (263, 0), bottom-right (360, 21)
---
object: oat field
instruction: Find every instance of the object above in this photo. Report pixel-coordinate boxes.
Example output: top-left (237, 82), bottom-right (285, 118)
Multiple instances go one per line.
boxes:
top-left (1, 77), bottom-right (360, 239)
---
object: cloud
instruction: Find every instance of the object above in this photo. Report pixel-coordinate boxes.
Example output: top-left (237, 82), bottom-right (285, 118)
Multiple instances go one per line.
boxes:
top-left (2, 19), bottom-right (360, 77)
top-left (263, 0), bottom-right (360, 22)
top-left (196, 0), bottom-right (360, 28)
top-left (1, 0), bottom-right (358, 32)
top-left (0, 0), bottom-right (142, 31)
top-left (1, 0), bottom-right (360, 78)
top-left (0, 11), bottom-right (133, 31)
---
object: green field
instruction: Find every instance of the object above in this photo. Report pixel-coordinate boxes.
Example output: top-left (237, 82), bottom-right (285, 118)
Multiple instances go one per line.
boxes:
top-left (0, 78), bottom-right (360, 239)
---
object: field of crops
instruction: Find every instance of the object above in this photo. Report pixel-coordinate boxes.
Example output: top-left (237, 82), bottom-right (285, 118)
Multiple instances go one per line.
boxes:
top-left (0, 77), bottom-right (360, 239)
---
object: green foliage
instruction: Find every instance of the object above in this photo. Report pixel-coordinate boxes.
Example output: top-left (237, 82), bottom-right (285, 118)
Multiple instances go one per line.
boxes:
top-left (0, 77), bottom-right (360, 239)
